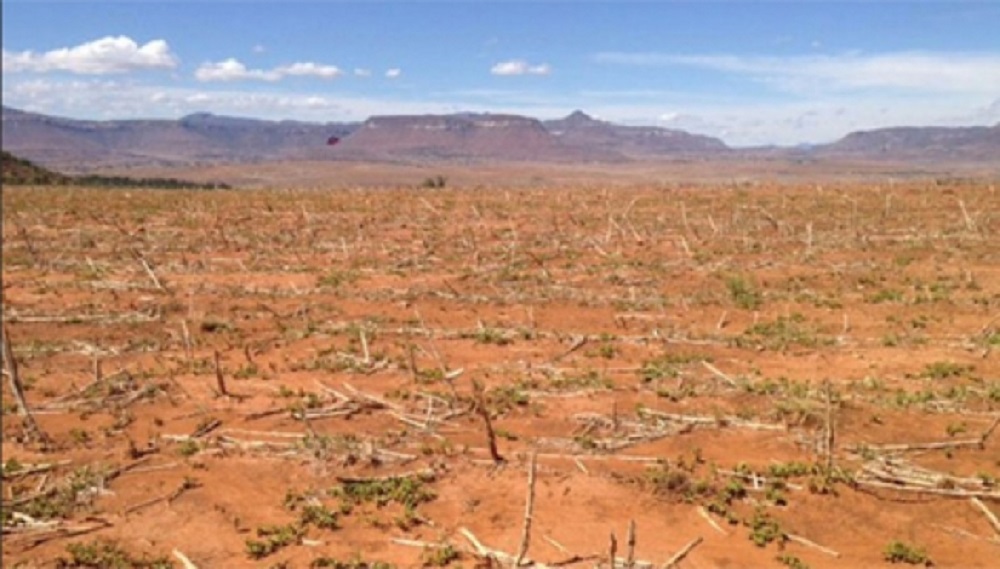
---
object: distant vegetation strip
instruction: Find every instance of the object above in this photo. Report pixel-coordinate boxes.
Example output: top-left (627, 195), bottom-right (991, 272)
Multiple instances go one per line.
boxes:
top-left (1, 151), bottom-right (230, 189)
top-left (71, 174), bottom-right (231, 190)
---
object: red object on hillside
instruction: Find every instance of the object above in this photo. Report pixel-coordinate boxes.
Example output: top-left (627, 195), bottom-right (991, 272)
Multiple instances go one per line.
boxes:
top-left (326, 136), bottom-right (340, 146)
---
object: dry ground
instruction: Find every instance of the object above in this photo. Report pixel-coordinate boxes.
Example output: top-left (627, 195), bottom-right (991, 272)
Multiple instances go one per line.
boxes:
top-left (2, 179), bottom-right (999, 568)
top-left (103, 157), bottom-right (1000, 190)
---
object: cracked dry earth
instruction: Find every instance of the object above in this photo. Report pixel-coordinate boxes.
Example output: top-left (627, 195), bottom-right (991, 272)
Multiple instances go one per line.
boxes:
top-left (2, 180), bottom-right (999, 568)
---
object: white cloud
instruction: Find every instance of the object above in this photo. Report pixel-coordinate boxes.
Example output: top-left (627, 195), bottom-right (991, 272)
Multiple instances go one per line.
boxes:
top-left (385, 68), bottom-right (402, 79)
top-left (195, 58), bottom-right (341, 82)
top-left (594, 50), bottom-right (1000, 96)
top-left (186, 93), bottom-right (211, 104)
top-left (195, 58), bottom-right (281, 81)
top-left (276, 62), bottom-right (342, 79)
top-left (0, 76), bottom-right (454, 122)
top-left (354, 68), bottom-right (372, 78)
top-left (252, 44), bottom-right (267, 54)
top-left (2, 36), bottom-right (177, 75)
top-left (491, 60), bottom-right (551, 76)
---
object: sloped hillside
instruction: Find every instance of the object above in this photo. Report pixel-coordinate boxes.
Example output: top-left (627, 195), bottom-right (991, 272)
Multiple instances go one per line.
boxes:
top-left (818, 123), bottom-right (1000, 161)
top-left (1, 150), bottom-right (229, 189)
top-left (1, 150), bottom-right (72, 185)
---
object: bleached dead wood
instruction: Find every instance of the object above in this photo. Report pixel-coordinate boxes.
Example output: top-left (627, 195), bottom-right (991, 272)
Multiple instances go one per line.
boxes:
top-left (2, 311), bottom-right (159, 324)
top-left (700, 361), bottom-right (737, 387)
top-left (172, 549), bottom-right (199, 569)
top-left (553, 335), bottom-right (588, 363)
top-left (123, 478), bottom-right (199, 515)
top-left (0, 460), bottom-right (71, 480)
top-left (854, 478), bottom-right (1000, 500)
top-left (335, 468), bottom-right (437, 484)
top-left (515, 452), bottom-right (539, 566)
top-left (971, 497), bottom-right (1000, 538)
top-left (786, 533), bottom-right (840, 557)
top-left (2, 324), bottom-right (49, 446)
top-left (459, 527), bottom-right (525, 566)
top-left (638, 408), bottom-right (785, 431)
top-left (824, 379), bottom-right (835, 472)
top-left (854, 415), bottom-right (999, 453)
top-left (697, 506), bottom-right (726, 535)
top-left (134, 252), bottom-right (166, 291)
top-left (662, 537), bottom-right (703, 568)
top-left (342, 382), bottom-right (400, 411)
top-left (2, 518), bottom-right (112, 549)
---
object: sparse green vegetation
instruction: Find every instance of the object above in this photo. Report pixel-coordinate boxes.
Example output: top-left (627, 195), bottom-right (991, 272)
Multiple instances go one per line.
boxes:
top-left (178, 439), bottom-right (200, 457)
top-left (884, 540), bottom-right (932, 566)
top-left (919, 361), bottom-right (972, 380)
top-left (745, 507), bottom-right (786, 548)
top-left (329, 474), bottom-right (437, 511)
top-left (57, 539), bottom-right (174, 568)
top-left (4, 176), bottom-right (998, 568)
top-left (317, 270), bottom-right (359, 288)
top-left (420, 544), bottom-right (460, 567)
top-left (735, 314), bottom-right (829, 351)
top-left (776, 554), bottom-right (811, 569)
top-left (17, 466), bottom-right (105, 521)
top-left (310, 557), bottom-right (395, 569)
top-left (727, 275), bottom-right (763, 310)
top-left (245, 523), bottom-right (304, 559)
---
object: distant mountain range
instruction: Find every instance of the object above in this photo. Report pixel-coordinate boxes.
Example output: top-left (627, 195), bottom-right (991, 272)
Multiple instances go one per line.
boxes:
top-left (544, 110), bottom-right (730, 157)
top-left (333, 112), bottom-right (613, 163)
top-left (2, 105), bottom-right (998, 172)
top-left (819, 124), bottom-right (1000, 162)
top-left (1, 106), bottom-right (356, 171)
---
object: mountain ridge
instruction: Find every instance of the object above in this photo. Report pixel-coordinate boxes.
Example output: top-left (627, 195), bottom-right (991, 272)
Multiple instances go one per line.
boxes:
top-left (3, 105), bottom-right (998, 172)
top-left (543, 110), bottom-right (730, 157)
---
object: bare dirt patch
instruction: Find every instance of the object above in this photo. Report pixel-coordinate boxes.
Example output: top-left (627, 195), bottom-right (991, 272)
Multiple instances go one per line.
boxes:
top-left (3, 180), bottom-right (999, 568)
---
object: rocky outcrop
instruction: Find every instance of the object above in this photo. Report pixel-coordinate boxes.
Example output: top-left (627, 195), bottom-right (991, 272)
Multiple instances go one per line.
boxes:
top-left (332, 113), bottom-right (620, 162)
top-left (544, 110), bottom-right (730, 157)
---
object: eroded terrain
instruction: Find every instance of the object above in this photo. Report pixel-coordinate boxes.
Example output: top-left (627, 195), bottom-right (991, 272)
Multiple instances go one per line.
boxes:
top-left (2, 181), bottom-right (999, 568)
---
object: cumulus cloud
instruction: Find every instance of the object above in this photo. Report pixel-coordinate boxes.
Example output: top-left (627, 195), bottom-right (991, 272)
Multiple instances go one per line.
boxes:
top-left (491, 60), bottom-right (551, 76)
top-left (385, 68), bottom-right (402, 79)
top-left (2, 36), bottom-right (177, 75)
top-left (195, 59), bottom-right (281, 81)
top-left (594, 50), bottom-right (1000, 95)
top-left (195, 58), bottom-right (341, 82)
top-left (276, 62), bottom-right (342, 79)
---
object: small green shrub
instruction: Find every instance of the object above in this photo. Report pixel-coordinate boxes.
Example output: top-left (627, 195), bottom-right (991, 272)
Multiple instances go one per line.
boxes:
top-left (420, 544), bottom-right (459, 567)
top-left (727, 276), bottom-right (762, 310)
top-left (776, 554), bottom-right (810, 569)
top-left (245, 523), bottom-right (304, 559)
top-left (745, 508), bottom-right (786, 548)
top-left (421, 175), bottom-right (447, 189)
top-left (884, 540), bottom-right (931, 565)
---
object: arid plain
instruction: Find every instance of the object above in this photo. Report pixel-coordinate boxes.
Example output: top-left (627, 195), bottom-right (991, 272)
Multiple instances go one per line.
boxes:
top-left (2, 163), bottom-right (999, 568)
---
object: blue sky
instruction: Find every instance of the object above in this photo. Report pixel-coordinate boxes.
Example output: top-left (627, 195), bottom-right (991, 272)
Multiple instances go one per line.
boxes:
top-left (3, 1), bottom-right (999, 146)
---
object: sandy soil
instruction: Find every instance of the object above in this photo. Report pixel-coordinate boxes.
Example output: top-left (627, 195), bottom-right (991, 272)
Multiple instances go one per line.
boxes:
top-left (102, 157), bottom-right (1000, 190)
top-left (2, 179), bottom-right (999, 568)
